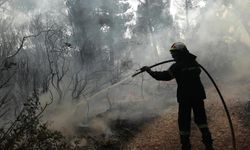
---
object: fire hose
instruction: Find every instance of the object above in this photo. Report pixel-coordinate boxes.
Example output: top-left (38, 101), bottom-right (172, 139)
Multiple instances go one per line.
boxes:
top-left (132, 60), bottom-right (236, 150)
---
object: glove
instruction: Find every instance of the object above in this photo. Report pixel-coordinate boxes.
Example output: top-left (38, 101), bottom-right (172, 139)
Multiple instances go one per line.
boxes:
top-left (140, 66), bottom-right (151, 72)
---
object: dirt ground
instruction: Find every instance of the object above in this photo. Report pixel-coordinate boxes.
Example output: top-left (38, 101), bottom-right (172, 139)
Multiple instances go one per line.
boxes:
top-left (125, 98), bottom-right (250, 150)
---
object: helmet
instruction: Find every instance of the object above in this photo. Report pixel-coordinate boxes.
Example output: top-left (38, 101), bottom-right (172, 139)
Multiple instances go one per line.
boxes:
top-left (170, 42), bottom-right (188, 53)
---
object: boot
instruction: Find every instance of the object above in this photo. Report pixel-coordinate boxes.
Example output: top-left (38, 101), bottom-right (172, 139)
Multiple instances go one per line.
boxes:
top-left (180, 135), bottom-right (191, 150)
top-left (200, 128), bottom-right (214, 150)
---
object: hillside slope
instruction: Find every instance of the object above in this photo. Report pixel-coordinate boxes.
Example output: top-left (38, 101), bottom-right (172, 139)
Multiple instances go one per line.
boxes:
top-left (125, 99), bottom-right (250, 150)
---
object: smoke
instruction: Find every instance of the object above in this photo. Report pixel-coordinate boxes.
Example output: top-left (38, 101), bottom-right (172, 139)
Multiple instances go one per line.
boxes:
top-left (1, 0), bottom-right (67, 27)
top-left (186, 1), bottom-right (250, 82)
top-left (43, 0), bottom-right (250, 137)
top-left (1, 0), bottom-right (250, 138)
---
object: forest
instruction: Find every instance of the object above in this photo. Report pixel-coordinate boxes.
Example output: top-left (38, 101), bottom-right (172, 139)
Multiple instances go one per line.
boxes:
top-left (0, 0), bottom-right (250, 149)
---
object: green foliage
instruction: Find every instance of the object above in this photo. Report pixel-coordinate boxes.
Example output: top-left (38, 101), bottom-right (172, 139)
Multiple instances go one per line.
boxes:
top-left (0, 93), bottom-right (75, 150)
top-left (135, 0), bottom-right (173, 34)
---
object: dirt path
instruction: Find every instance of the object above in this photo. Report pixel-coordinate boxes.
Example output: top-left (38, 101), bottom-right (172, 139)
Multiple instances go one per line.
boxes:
top-left (125, 99), bottom-right (250, 150)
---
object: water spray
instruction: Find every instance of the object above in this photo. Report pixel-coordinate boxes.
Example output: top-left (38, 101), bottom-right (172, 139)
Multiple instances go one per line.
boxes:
top-left (132, 59), bottom-right (237, 150)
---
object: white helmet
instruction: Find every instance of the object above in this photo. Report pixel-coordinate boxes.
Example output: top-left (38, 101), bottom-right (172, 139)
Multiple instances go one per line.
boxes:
top-left (170, 42), bottom-right (188, 53)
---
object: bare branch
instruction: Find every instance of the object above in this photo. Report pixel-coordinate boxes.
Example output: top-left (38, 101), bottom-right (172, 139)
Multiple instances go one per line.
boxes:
top-left (0, 29), bottom-right (53, 70)
top-left (7, 29), bottom-right (53, 59)
top-left (0, 89), bottom-right (12, 108)
top-left (137, 0), bottom-right (144, 4)
top-left (0, 91), bottom-right (53, 142)
top-left (0, 108), bottom-right (9, 118)
top-left (0, 70), bottom-right (16, 89)
top-left (71, 70), bottom-right (88, 100)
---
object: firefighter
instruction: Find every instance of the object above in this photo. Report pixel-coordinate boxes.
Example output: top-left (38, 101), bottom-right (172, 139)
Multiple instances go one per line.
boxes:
top-left (140, 42), bottom-right (214, 150)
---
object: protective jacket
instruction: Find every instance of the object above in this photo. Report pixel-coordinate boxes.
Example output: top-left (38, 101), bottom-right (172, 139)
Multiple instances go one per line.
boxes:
top-left (147, 53), bottom-right (206, 102)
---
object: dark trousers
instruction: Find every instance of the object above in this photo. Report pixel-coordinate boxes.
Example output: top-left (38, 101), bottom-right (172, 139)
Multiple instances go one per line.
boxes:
top-left (178, 99), bottom-right (213, 149)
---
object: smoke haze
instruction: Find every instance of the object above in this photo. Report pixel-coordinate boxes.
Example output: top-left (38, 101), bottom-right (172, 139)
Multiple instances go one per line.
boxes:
top-left (0, 0), bottom-right (250, 137)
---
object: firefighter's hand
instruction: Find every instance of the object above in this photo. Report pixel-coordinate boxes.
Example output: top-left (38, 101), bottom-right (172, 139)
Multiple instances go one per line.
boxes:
top-left (140, 66), bottom-right (151, 72)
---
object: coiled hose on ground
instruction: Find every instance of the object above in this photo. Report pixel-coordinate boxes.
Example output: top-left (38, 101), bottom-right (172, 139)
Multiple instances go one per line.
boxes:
top-left (132, 59), bottom-right (237, 150)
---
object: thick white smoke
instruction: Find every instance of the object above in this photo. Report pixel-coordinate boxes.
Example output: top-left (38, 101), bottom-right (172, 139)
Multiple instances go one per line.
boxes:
top-left (1, 0), bottom-right (249, 137)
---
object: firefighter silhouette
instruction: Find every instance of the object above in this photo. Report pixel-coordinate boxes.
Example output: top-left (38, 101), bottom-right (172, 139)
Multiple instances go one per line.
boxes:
top-left (141, 42), bottom-right (214, 150)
